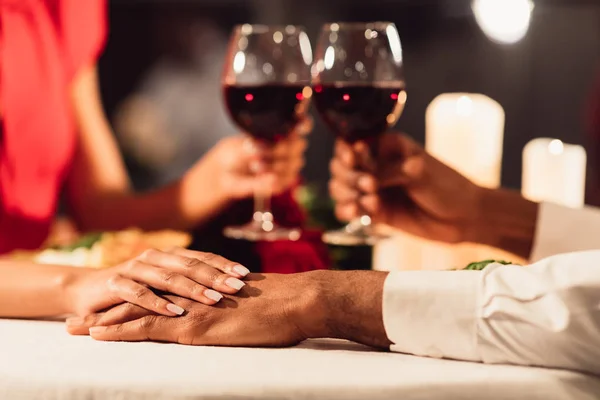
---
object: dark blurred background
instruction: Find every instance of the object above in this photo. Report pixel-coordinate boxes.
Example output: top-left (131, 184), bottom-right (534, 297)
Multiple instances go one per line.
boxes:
top-left (98, 0), bottom-right (600, 198)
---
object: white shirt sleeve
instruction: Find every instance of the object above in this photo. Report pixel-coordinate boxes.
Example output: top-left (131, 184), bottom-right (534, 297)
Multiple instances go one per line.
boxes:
top-left (382, 250), bottom-right (600, 375)
top-left (531, 202), bottom-right (600, 261)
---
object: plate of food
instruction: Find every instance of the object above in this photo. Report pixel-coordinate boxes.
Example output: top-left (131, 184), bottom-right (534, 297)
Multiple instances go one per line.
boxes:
top-left (7, 228), bottom-right (192, 268)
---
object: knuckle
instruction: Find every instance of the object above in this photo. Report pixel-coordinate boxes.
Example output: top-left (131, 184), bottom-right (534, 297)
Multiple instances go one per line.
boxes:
top-left (182, 256), bottom-right (201, 268)
top-left (206, 270), bottom-right (223, 286)
top-left (133, 286), bottom-right (149, 300)
top-left (105, 274), bottom-right (122, 291)
top-left (139, 315), bottom-right (157, 331)
top-left (138, 248), bottom-right (157, 260)
top-left (199, 252), bottom-right (217, 262)
top-left (164, 246), bottom-right (179, 254)
top-left (160, 270), bottom-right (178, 284)
top-left (123, 259), bottom-right (139, 271)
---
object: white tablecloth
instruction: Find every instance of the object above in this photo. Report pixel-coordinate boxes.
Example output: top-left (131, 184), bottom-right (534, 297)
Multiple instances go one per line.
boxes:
top-left (1, 319), bottom-right (599, 400)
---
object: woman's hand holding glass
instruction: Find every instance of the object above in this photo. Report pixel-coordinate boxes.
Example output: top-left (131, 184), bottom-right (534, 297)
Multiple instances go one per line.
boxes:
top-left (179, 118), bottom-right (310, 226)
top-left (66, 248), bottom-right (250, 319)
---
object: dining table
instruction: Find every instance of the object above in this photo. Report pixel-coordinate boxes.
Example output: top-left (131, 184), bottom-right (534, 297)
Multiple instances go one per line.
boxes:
top-left (1, 318), bottom-right (599, 400)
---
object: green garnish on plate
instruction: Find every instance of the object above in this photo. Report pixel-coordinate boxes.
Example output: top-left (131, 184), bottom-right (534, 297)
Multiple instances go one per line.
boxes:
top-left (463, 259), bottom-right (514, 270)
top-left (52, 232), bottom-right (103, 251)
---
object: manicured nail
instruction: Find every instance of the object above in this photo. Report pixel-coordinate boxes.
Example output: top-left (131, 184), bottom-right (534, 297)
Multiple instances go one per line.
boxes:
top-left (166, 303), bottom-right (185, 315)
top-left (204, 289), bottom-right (223, 302)
top-left (66, 317), bottom-right (84, 326)
top-left (89, 326), bottom-right (107, 335)
top-left (232, 264), bottom-right (250, 277)
top-left (225, 277), bottom-right (245, 290)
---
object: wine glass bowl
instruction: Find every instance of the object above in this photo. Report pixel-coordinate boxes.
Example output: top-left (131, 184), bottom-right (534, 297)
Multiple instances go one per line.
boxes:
top-left (312, 22), bottom-right (407, 246)
top-left (222, 24), bottom-right (313, 242)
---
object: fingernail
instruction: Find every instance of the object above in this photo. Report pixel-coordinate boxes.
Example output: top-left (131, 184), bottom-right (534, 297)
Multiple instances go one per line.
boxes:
top-left (232, 264), bottom-right (250, 277)
top-left (204, 289), bottom-right (223, 302)
top-left (66, 317), bottom-right (84, 326)
top-left (166, 303), bottom-right (185, 315)
top-left (89, 326), bottom-right (107, 335)
top-left (225, 277), bottom-right (245, 290)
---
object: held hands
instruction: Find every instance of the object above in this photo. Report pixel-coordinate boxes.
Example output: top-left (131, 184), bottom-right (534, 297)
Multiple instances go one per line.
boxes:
top-left (67, 273), bottom-right (315, 347)
top-left (66, 248), bottom-right (250, 318)
top-left (329, 133), bottom-right (483, 244)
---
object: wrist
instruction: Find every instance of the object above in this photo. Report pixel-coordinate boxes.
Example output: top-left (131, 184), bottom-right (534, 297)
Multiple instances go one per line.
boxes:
top-left (290, 270), bottom-right (391, 348)
top-left (466, 187), bottom-right (539, 259)
top-left (61, 268), bottom-right (93, 315)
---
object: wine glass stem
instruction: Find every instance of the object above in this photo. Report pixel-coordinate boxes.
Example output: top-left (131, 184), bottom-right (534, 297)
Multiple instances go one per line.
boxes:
top-left (253, 173), bottom-right (274, 231)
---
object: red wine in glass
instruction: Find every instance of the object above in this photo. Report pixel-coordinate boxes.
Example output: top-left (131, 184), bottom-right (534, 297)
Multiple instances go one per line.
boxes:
top-left (224, 84), bottom-right (310, 143)
top-left (221, 24), bottom-right (312, 242)
top-left (313, 82), bottom-right (406, 143)
top-left (313, 22), bottom-right (406, 246)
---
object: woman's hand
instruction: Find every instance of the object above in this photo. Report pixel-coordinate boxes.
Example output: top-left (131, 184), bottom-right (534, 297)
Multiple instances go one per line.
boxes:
top-left (66, 247), bottom-right (250, 317)
top-left (180, 118), bottom-right (311, 221)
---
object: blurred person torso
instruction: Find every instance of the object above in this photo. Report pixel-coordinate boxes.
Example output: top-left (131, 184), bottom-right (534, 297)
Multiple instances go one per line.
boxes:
top-left (0, 0), bottom-right (105, 252)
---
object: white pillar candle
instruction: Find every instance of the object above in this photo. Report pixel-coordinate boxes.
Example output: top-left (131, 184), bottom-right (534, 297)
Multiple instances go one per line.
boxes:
top-left (425, 93), bottom-right (505, 188)
top-left (522, 138), bottom-right (586, 208)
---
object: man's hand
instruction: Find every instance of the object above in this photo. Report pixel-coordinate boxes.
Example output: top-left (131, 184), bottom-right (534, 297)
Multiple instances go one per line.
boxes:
top-left (330, 133), bottom-right (482, 243)
top-left (66, 271), bottom-right (392, 349)
top-left (330, 133), bottom-right (539, 258)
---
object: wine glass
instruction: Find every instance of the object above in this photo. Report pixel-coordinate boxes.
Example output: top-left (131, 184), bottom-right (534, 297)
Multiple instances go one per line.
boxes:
top-left (222, 24), bottom-right (313, 242)
top-left (312, 22), bottom-right (407, 246)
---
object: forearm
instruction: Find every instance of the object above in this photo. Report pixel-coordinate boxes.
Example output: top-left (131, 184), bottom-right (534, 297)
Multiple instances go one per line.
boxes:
top-left (467, 187), bottom-right (539, 259)
top-left (0, 261), bottom-right (86, 318)
top-left (72, 162), bottom-right (229, 232)
top-left (301, 270), bottom-right (392, 349)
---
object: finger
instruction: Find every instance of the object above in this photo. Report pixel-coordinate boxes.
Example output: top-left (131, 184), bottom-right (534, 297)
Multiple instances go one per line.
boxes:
top-left (329, 179), bottom-right (360, 203)
top-left (166, 247), bottom-right (249, 278)
top-left (329, 159), bottom-right (377, 194)
top-left (334, 140), bottom-right (356, 168)
top-left (329, 158), bottom-right (359, 186)
top-left (136, 249), bottom-right (246, 294)
top-left (66, 303), bottom-right (151, 335)
top-left (66, 313), bottom-right (105, 335)
top-left (358, 194), bottom-right (381, 216)
top-left (335, 203), bottom-right (359, 222)
top-left (89, 315), bottom-right (173, 343)
top-left (353, 141), bottom-right (376, 172)
top-left (106, 274), bottom-right (186, 317)
top-left (125, 261), bottom-right (224, 305)
top-left (260, 135), bottom-right (307, 162)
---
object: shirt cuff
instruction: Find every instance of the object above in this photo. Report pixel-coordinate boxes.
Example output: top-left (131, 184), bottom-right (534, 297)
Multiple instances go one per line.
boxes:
top-left (382, 270), bottom-right (481, 362)
top-left (531, 202), bottom-right (600, 261)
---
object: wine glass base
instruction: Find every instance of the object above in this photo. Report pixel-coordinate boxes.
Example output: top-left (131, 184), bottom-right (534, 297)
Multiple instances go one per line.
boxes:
top-left (322, 227), bottom-right (390, 246)
top-left (224, 222), bottom-right (302, 242)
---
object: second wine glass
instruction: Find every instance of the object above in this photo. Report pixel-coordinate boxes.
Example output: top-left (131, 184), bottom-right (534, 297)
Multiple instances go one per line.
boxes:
top-left (312, 22), bottom-right (407, 246)
top-left (222, 24), bottom-right (313, 242)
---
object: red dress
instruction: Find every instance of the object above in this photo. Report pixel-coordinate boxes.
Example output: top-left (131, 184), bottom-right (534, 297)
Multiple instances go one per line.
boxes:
top-left (0, 0), bottom-right (106, 253)
top-left (0, 0), bottom-right (328, 273)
